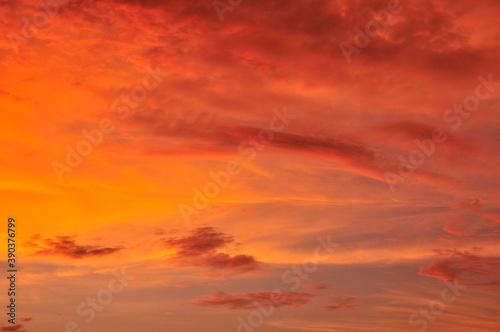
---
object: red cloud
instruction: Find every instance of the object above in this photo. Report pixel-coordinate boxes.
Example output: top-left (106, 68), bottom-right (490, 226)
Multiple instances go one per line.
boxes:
top-left (443, 225), bottom-right (475, 237)
top-left (368, 121), bottom-right (459, 147)
top-left (324, 295), bottom-right (361, 311)
top-left (134, 114), bottom-right (461, 188)
top-left (192, 291), bottom-right (313, 310)
top-left (1, 325), bottom-right (27, 332)
top-left (420, 249), bottom-right (500, 290)
top-left (443, 215), bottom-right (476, 237)
top-left (442, 213), bottom-right (500, 239)
top-left (456, 198), bottom-right (500, 223)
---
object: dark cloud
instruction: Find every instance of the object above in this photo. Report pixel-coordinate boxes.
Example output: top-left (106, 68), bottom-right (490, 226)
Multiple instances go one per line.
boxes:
top-left (161, 227), bottom-right (261, 275)
top-left (192, 291), bottom-right (313, 310)
top-left (163, 227), bottom-right (234, 256)
top-left (0, 325), bottom-right (27, 332)
top-left (324, 295), bottom-right (360, 310)
top-left (301, 280), bottom-right (331, 291)
top-left (125, 110), bottom-right (463, 189)
top-left (26, 236), bottom-right (123, 259)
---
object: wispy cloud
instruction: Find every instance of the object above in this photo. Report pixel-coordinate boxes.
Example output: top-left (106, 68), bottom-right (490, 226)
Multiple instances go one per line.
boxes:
top-left (192, 291), bottom-right (313, 310)
top-left (324, 295), bottom-right (360, 311)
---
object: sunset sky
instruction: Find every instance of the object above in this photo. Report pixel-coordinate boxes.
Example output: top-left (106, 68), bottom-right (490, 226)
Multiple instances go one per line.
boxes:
top-left (1, 0), bottom-right (500, 331)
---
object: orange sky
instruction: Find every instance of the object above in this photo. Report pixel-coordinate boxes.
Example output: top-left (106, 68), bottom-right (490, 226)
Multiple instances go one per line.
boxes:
top-left (1, 0), bottom-right (500, 331)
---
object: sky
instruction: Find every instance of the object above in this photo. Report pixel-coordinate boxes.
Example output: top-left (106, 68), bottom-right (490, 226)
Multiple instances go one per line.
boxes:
top-left (1, 0), bottom-right (500, 331)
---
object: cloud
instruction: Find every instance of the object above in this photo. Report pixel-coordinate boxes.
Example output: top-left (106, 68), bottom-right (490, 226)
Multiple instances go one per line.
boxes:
top-left (420, 249), bottom-right (500, 290)
top-left (162, 227), bottom-right (234, 256)
top-left (441, 212), bottom-right (500, 240)
top-left (2, 0), bottom-right (500, 330)
top-left (457, 198), bottom-right (500, 223)
top-left (365, 120), bottom-right (468, 155)
top-left (192, 291), bottom-right (314, 310)
top-left (443, 215), bottom-right (476, 237)
top-left (0, 325), bottom-right (27, 332)
top-left (324, 295), bottom-right (360, 311)
top-left (126, 112), bottom-right (463, 189)
top-left (301, 280), bottom-right (331, 291)
top-left (161, 227), bottom-right (261, 275)
top-left (442, 225), bottom-right (475, 237)
top-left (26, 235), bottom-right (123, 259)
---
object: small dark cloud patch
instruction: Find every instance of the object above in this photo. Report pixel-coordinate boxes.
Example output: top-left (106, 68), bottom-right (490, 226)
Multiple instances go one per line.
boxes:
top-left (192, 291), bottom-right (314, 310)
top-left (26, 236), bottom-right (123, 259)
top-left (324, 295), bottom-right (360, 311)
top-left (161, 227), bottom-right (261, 275)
